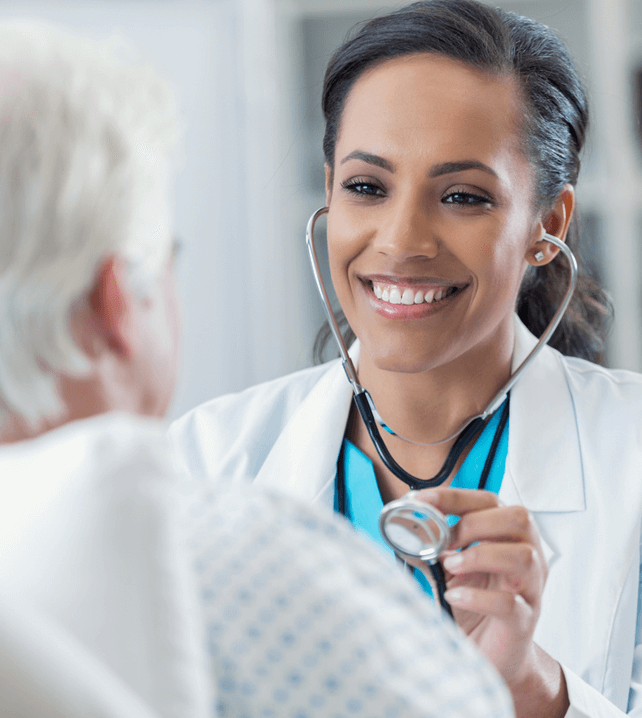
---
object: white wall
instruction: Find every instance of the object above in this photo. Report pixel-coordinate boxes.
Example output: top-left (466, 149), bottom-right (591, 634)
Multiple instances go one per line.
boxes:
top-left (278, 0), bottom-right (642, 373)
top-left (0, 0), bottom-right (639, 423)
top-left (0, 0), bottom-right (320, 419)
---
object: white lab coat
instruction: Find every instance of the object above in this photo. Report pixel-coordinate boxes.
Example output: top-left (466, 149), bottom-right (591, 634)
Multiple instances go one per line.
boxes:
top-left (170, 316), bottom-right (642, 717)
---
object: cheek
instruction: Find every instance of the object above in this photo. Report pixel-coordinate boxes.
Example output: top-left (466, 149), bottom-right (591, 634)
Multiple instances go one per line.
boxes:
top-left (461, 222), bottom-right (530, 297)
top-left (326, 210), bottom-right (369, 291)
top-left (326, 215), bottom-right (352, 298)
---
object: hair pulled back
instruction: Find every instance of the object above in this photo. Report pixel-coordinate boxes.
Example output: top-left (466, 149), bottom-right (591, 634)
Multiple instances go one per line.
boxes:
top-left (315, 0), bottom-right (610, 364)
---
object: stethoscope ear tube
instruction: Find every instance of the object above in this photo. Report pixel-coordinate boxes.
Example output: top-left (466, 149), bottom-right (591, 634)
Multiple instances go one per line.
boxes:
top-left (307, 207), bottom-right (577, 619)
top-left (307, 206), bottom-right (578, 483)
top-left (479, 233), bottom-right (578, 420)
top-left (306, 206), bottom-right (363, 394)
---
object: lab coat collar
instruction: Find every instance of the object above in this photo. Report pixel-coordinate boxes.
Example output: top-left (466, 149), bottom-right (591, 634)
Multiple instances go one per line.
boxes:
top-left (255, 317), bottom-right (586, 517)
top-left (501, 316), bottom-right (585, 513)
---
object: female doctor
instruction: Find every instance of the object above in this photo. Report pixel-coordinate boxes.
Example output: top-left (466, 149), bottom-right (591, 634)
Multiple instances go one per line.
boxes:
top-left (171, 1), bottom-right (642, 716)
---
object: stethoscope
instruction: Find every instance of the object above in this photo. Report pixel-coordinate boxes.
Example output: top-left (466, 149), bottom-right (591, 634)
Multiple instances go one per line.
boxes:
top-left (306, 206), bottom-right (578, 615)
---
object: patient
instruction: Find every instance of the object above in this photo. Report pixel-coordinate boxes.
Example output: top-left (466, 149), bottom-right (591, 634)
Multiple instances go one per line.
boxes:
top-left (0, 20), bottom-right (513, 718)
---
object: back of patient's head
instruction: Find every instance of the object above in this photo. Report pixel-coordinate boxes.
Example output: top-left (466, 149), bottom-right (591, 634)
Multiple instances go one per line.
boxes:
top-left (0, 21), bottom-right (179, 430)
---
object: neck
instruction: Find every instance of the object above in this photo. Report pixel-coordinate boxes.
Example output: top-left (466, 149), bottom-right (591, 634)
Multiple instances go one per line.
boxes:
top-left (357, 319), bottom-right (515, 446)
top-left (0, 414), bottom-right (51, 444)
top-left (347, 318), bottom-right (515, 502)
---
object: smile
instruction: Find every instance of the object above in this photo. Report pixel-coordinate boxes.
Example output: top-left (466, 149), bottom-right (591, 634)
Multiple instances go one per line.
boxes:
top-left (372, 282), bottom-right (460, 305)
top-left (361, 277), bottom-right (469, 320)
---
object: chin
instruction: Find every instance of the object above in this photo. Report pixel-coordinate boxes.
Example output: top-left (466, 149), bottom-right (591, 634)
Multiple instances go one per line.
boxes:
top-left (366, 343), bottom-right (446, 375)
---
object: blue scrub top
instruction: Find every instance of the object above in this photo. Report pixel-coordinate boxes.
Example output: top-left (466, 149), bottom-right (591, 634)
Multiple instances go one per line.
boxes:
top-left (334, 400), bottom-right (509, 595)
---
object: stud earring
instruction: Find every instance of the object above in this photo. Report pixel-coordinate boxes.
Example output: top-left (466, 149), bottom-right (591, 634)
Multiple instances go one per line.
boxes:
top-left (534, 250), bottom-right (545, 262)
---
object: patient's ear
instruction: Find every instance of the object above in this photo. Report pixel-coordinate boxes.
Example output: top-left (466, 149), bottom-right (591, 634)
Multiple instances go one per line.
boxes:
top-left (86, 256), bottom-right (136, 359)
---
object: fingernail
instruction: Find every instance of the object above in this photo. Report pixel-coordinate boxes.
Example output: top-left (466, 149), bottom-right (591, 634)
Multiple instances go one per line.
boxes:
top-left (444, 587), bottom-right (466, 603)
top-left (443, 554), bottom-right (463, 570)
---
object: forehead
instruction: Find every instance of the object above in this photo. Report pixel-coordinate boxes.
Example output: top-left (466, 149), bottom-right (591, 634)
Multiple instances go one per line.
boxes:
top-left (337, 53), bottom-right (527, 170)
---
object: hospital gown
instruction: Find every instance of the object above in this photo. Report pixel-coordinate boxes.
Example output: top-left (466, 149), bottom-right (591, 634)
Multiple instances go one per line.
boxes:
top-left (0, 412), bottom-right (513, 718)
top-left (181, 480), bottom-right (513, 718)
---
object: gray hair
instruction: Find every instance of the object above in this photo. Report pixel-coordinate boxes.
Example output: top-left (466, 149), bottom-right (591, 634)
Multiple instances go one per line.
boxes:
top-left (0, 21), bottom-right (179, 426)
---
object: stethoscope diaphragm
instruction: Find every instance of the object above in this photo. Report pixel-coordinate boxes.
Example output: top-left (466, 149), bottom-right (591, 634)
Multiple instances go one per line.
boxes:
top-left (379, 492), bottom-right (450, 564)
top-left (379, 492), bottom-right (453, 617)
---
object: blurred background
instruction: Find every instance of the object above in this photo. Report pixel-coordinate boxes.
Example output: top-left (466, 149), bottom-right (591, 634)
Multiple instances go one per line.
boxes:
top-left (0, 0), bottom-right (640, 419)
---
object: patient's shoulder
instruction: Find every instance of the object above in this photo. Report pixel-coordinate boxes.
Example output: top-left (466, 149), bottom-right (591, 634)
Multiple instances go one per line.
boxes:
top-left (0, 412), bottom-right (176, 494)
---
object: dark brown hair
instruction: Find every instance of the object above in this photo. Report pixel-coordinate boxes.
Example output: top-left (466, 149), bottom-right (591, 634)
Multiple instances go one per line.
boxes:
top-left (314, 0), bottom-right (611, 364)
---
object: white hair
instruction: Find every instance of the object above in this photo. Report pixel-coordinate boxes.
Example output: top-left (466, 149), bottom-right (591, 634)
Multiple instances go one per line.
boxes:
top-left (0, 20), bottom-right (179, 427)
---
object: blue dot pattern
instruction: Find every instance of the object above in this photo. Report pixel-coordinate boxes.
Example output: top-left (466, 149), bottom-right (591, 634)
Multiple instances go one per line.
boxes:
top-left (180, 481), bottom-right (514, 718)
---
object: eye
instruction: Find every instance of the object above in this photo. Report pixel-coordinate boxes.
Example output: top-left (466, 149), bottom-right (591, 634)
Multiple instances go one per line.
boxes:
top-left (340, 177), bottom-right (386, 198)
top-left (442, 190), bottom-right (492, 207)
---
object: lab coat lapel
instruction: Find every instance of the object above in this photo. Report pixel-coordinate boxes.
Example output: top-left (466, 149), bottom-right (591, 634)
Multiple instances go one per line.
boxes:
top-left (253, 352), bottom-right (356, 507)
top-left (501, 317), bottom-right (585, 514)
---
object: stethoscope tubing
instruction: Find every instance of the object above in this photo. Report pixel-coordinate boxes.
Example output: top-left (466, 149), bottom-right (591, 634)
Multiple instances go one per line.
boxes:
top-left (429, 562), bottom-right (454, 618)
top-left (354, 392), bottom-right (485, 490)
top-left (306, 205), bottom-right (578, 489)
top-left (307, 205), bottom-right (578, 617)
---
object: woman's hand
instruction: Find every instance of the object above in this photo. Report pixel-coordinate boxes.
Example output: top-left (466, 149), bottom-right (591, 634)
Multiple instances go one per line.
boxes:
top-left (416, 487), bottom-right (569, 718)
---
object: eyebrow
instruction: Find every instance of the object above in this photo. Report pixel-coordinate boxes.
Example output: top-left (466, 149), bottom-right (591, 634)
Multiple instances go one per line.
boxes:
top-left (429, 160), bottom-right (498, 179)
top-left (339, 150), bottom-right (394, 172)
top-left (339, 152), bottom-right (498, 180)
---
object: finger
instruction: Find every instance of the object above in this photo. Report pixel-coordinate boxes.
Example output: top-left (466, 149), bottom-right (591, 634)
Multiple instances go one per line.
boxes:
top-left (442, 542), bottom-right (544, 604)
top-left (415, 487), bottom-right (501, 516)
top-left (444, 585), bottom-right (532, 624)
top-left (448, 505), bottom-right (540, 549)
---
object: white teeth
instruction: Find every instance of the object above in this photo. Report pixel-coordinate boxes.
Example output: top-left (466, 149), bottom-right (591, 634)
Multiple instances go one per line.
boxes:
top-left (372, 282), bottom-right (457, 305)
top-left (389, 288), bottom-right (402, 304)
top-left (401, 288), bottom-right (414, 305)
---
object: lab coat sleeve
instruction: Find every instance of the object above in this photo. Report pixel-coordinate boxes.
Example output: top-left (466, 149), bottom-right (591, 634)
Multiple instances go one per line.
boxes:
top-left (560, 541), bottom-right (642, 718)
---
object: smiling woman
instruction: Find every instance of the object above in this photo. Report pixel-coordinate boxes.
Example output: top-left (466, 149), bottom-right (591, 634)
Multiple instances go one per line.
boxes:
top-left (328, 54), bottom-right (540, 384)
top-left (318, 16), bottom-right (608, 368)
top-left (170, 2), bottom-right (642, 718)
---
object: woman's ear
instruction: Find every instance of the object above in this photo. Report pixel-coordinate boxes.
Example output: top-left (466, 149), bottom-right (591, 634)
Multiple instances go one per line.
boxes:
top-left (325, 163), bottom-right (333, 206)
top-left (526, 184), bottom-right (575, 267)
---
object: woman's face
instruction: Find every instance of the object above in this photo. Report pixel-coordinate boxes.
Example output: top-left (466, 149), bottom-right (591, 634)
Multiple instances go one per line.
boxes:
top-left (326, 53), bottom-right (544, 375)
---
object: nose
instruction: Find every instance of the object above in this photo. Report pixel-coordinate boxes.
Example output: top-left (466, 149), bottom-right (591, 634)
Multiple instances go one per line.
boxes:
top-left (372, 193), bottom-right (439, 260)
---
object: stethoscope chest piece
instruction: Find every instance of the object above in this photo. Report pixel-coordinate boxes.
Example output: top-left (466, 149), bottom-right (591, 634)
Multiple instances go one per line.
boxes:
top-left (380, 492), bottom-right (454, 617)
top-left (379, 491), bottom-right (450, 564)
